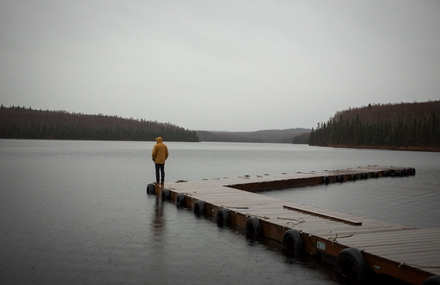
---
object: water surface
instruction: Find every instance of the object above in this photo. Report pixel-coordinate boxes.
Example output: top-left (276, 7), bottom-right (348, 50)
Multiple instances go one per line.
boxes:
top-left (1, 139), bottom-right (438, 284)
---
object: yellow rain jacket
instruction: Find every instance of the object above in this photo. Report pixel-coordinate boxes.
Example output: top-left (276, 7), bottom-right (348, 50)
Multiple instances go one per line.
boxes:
top-left (152, 137), bottom-right (169, 164)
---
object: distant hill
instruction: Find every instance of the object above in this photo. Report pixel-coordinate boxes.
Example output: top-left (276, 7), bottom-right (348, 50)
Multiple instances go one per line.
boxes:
top-left (0, 105), bottom-right (199, 142)
top-left (309, 101), bottom-right (440, 151)
top-left (197, 128), bottom-right (311, 143)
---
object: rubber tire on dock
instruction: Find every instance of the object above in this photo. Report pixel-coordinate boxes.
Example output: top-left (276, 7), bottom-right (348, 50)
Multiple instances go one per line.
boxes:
top-left (422, 275), bottom-right (440, 285)
top-left (176, 193), bottom-right (186, 208)
top-left (146, 183), bottom-right (155, 195)
top-left (335, 248), bottom-right (370, 282)
top-left (350, 173), bottom-right (357, 181)
top-left (338, 175), bottom-right (344, 182)
top-left (322, 176), bottom-right (330, 184)
top-left (362, 173), bottom-right (368, 179)
top-left (161, 189), bottom-right (170, 201)
top-left (194, 200), bottom-right (206, 217)
top-left (282, 229), bottom-right (304, 254)
top-left (246, 216), bottom-right (263, 238)
top-left (216, 208), bottom-right (230, 228)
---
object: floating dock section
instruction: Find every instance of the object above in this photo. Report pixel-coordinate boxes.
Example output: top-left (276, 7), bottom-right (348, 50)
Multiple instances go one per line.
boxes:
top-left (147, 165), bottom-right (440, 285)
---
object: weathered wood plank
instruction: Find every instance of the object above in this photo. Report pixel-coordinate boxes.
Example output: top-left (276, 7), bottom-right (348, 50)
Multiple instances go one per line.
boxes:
top-left (283, 204), bottom-right (363, 226)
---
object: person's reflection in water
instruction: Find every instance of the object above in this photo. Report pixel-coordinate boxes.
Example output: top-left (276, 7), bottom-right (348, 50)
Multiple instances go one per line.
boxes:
top-left (152, 193), bottom-right (166, 237)
top-left (148, 193), bottom-right (168, 282)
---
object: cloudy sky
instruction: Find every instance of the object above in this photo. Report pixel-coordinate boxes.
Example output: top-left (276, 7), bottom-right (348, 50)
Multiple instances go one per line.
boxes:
top-left (1, 1), bottom-right (439, 131)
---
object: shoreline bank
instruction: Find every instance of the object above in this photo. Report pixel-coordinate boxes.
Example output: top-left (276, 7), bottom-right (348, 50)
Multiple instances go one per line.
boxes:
top-left (311, 144), bottom-right (440, 152)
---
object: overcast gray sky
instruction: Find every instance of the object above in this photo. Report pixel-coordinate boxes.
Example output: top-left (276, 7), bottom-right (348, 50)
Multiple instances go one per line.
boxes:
top-left (1, 1), bottom-right (439, 131)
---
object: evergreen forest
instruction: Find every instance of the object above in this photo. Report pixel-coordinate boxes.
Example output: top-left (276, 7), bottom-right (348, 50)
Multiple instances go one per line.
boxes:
top-left (308, 101), bottom-right (440, 151)
top-left (0, 105), bottom-right (199, 142)
top-left (197, 128), bottom-right (311, 143)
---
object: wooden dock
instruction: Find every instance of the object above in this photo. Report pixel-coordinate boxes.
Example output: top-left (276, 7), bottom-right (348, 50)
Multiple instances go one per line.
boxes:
top-left (147, 165), bottom-right (440, 285)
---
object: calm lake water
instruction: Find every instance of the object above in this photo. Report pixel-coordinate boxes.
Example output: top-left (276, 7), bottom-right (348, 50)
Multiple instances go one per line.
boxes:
top-left (1, 139), bottom-right (439, 284)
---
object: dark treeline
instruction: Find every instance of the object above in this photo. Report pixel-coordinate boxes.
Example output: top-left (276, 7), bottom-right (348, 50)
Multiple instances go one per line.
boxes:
top-left (197, 130), bottom-right (262, 142)
top-left (0, 105), bottom-right (199, 142)
top-left (292, 132), bottom-right (310, 144)
top-left (197, 128), bottom-right (311, 143)
top-left (308, 101), bottom-right (440, 151)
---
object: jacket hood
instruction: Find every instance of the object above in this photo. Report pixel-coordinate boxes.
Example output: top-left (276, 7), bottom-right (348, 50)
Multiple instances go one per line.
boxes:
top-left (155, 137), bottom-right (163, 143)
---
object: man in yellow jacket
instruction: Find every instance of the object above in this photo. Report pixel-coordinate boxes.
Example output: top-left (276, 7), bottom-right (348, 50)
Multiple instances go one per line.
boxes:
top-left (152, 137), bottom-right (169, 187)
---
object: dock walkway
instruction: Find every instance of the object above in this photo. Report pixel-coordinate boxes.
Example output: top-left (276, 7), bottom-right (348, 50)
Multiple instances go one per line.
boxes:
top-left (147, 165), bottom-right (439, 285)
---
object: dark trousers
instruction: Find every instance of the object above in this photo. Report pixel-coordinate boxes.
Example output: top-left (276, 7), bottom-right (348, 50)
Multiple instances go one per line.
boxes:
top-left (155, 164), bottom-right (165, 183)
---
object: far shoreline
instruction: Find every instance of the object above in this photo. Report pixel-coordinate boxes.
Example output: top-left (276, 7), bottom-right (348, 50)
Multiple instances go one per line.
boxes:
top-left (311, 144), bottom-right (440, 152)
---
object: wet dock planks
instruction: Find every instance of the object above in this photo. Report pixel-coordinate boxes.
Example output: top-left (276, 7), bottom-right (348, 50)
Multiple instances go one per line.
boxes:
top-left (148, 165), bottom-right (439, 285)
